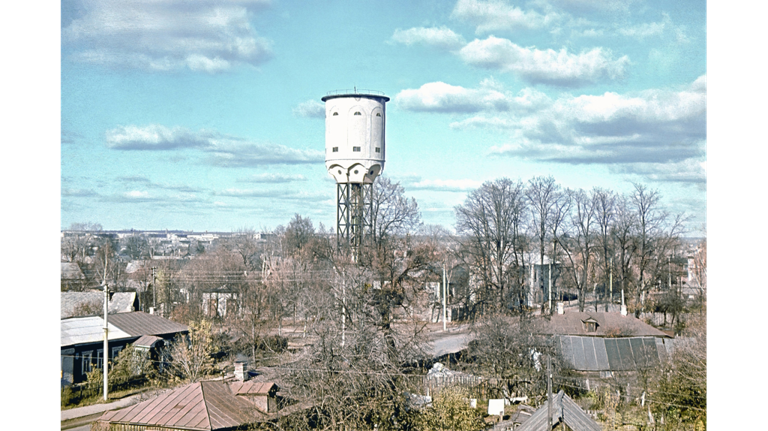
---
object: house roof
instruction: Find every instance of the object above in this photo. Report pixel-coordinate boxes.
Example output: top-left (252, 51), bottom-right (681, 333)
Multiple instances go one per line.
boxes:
top-left (99, 381), bottom-right (258, 430)
top-left (556, 335), bottom-right (673, 372)
top-left (60, 292), bottom-right (137, 319)
top-left (230, 381), bottom-right (277, 396)
top-left (61, 312), bottom-right (188, 347)
top-left (108, 312), bottom-right (189, 337)
top-left (515, 390), bottom-right (601, 431)
top-left (134, 334), bottom-right (163, 348)
top-left (61, 316), bottom-right (133, 347)
top-left (532, 312), bottom-right (671, 338)
top-left (61, 262), bottom-right (85, 280)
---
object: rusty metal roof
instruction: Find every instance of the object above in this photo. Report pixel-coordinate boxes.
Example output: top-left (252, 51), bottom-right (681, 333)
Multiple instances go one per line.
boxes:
top-left (100, 381), bottom-right (258, 430)
top-left (108, 312), bottom-right (189, 337)
top-left (230, 381), bottom-right (277, 396)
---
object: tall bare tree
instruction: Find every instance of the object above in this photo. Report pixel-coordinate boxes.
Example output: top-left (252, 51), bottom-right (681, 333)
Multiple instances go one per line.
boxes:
top-left (456, 178), bottom-right (529, 315)
top-left (526, 176), bottom-right (562, 306)
top-left (370, 176), bottom-right (421, 248)
top-left (558, 189), bottom-right (596, 312)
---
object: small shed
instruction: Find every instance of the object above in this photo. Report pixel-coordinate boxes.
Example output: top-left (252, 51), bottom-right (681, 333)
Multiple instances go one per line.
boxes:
top-left (515, 390), bottom-right (601, 431)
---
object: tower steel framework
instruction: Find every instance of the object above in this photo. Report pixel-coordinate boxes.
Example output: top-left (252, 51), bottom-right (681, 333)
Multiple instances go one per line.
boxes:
top-left (336, 182), bottom-right (373, 256)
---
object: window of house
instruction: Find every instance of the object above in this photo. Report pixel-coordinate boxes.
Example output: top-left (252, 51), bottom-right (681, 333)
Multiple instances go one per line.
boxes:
top-left (332, 147), bottom-right (338, 152)
top-left (112, 346), bottom-right (123, 360)
top-left (96, 349), bottom-right (103, 369)
top-left (352, 146), bottom-right (361, 152)
top-left (81, 351), bottom-right (93, 374)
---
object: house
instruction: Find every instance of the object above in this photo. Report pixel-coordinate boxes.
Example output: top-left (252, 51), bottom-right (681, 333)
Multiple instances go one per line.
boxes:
top-left (61, 311), bottom-right (188, 387)
top-left (514, 390), bottom-right (601, 431)
top-left (60, 291), bottom-right (139, 318)
top-left (95, 379), bottom-right (284, 431)
top-left (61, 262), bottom-right (86, 290)
top-left (95, 381), bottom-right (259, 431)
top-left (532, 311), bottom-right (674, 376)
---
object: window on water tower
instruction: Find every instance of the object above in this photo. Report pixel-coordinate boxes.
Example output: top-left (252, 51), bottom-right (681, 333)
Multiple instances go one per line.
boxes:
top-left (375, 147), bottom-right (381, 153)
top-left (353, 146), bottom-right (361, 152)
top-left (332, 147), bottom-right (338, 152)
top-left (332, 112), bottom-right (338, 116)
top-left (354, 111), bottom-right (362, 116)
top-left (376, 113), bottom-right (381, 117)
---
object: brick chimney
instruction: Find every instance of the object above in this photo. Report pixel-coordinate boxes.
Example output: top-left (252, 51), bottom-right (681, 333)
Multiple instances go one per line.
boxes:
top-left (234, 361), bottom-right (247, 381)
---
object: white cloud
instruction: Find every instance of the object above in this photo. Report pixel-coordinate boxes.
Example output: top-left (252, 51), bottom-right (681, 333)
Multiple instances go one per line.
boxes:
top-left (125, 191), bottom-right (150, 198)
top-left (106, 124), bottom-right (323, 166)
top-left (293, 100), bottom-right (326, 118)
top-left (239, 173), bottom-right (307, 183)
top-left (459, 36), bottom-right (629, 86)
top-left (62, 0), bottom-right (273, 73)
top-left (395, 81), bottom-right (549, 113)
top-left (618, 13), bottom-right (671, 39)
top-left (484, 75), bottom-right (706, 170)
top-left (390, 26), bottom-right (466, 50)
top-left (409, 178), bottom-right (484, 191)
top-left (451, 0), bottom-right (560, 33)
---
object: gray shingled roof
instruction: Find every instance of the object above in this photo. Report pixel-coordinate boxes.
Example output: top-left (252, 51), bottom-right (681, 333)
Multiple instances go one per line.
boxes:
top-left (516, 390), bottom-right (601, 431)
top-left (61, 292), bottom-right (137, 318)
top-left (98, 381), bottom-right (259, 430)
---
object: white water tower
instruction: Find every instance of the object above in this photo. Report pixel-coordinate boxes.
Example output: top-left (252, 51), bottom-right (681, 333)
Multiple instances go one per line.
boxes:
top-left (321, 89), bottom-right (389, 252)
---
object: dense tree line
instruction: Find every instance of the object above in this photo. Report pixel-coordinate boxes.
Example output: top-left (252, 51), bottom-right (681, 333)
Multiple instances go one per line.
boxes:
top-left (454, 176), bottom-right (692, 316)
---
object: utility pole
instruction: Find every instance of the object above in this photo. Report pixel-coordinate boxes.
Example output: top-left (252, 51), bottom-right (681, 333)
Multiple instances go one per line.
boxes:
top-left (547, 355), bottom-right (553, 429)
top-left (442, 262), bottom-right (447, 332)
top-left (151, 266), bottom-right (157, 311)
top-left (101, 256), bottom-right (110, 401)
top-left (548, 263), bottom-right (552, 313)
top-left (609, 257), bottom-right (613, 303)
top-left (341, 269), bottom-right (346, 348)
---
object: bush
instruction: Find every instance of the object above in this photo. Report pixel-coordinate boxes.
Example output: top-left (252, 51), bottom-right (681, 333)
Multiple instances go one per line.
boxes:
top-left (61, 386), bottom-right (74, 407)
top-left (255, 335), bottom-right (288, 353)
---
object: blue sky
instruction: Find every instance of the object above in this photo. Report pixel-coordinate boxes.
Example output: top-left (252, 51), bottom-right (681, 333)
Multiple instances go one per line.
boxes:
top-left (60, 0), bottom-right (707, 234)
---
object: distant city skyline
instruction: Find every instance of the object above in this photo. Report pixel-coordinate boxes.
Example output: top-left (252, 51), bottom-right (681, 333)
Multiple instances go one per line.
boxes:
top-left (61, 0), bottom-right (706, 235)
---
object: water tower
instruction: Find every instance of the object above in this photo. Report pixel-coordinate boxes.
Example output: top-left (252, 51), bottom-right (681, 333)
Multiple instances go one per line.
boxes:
top-left (321, 89), bottom-right (389, 253)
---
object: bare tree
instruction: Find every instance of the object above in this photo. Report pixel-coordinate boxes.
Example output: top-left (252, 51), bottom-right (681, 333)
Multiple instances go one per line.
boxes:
top-left (370, 176), bottom-right (421, 248)
top-left (164, 320), bottom-right (217, 384)
top-left (558, 189), bottom-right (596, 312)
top-left (455, 178), bottom-right (529, 315)
top-left (593, 187), bottom-right (616, 306)
top-left (526, 176), bottom-right (562, 307)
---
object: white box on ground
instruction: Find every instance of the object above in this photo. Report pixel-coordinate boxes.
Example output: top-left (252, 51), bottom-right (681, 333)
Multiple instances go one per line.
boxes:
top-left (488, 399), bottom-right (505, 416)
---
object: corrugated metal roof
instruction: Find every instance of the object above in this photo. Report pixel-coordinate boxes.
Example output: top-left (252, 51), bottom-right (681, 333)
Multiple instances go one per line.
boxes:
top-left (108, 312), bottom-right (189, 337)
top-left (100, 381), bottom-right (258, 430)
top-left (515, 390), bottom-right (601, 431)
top-left (61, 312), bottom-right (188, 347)
top-left (61, 292), bottom-right (136, 318)
top-left (559, 335), bottom-right (671, 372)
top-left (61, 316), bottom-right (132, 346)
